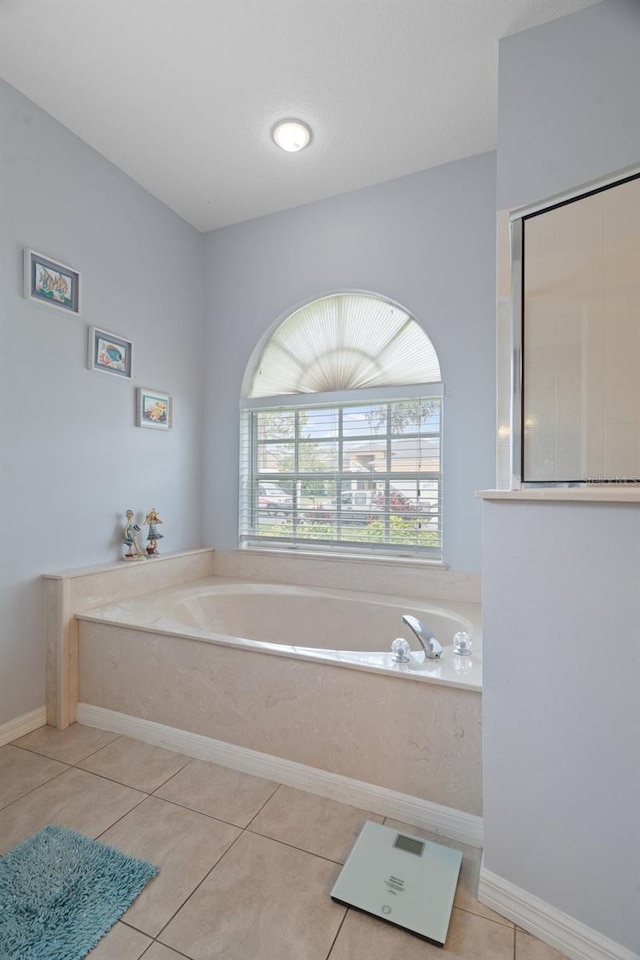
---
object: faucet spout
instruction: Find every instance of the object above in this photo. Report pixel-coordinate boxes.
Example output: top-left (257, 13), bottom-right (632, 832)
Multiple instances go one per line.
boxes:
top-left (402, 614), bottom-right (443, 660)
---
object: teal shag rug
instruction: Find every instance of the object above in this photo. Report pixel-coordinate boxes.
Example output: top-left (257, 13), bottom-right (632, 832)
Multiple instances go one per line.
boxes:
top-left (0, 825), bottom-right (158, 960)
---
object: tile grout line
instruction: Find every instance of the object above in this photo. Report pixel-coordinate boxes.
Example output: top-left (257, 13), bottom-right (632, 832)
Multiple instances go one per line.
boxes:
top-left (242, 781), bottom-right (282, 829)
top-left (7, 743), bottom-right (91, 762)
top-left (325, 904), bottom-right (350, 960)
top-left (151, 826), bottom-right (249, 945)
top-left (7, 750), bottom-right (383, 868)
top-left (76, 741), bottom-right (194, 784)
top-left (74, 762), bottom-right (192, 797)
top-left (148, 792), bottom-right (257, 831)
top-left (138, 935), bottom-right (192, 960)
top-left (0, 763), bottom-right (72, 815)
top-left (8, 762), bottom-right (287, 853)
top-left (451, 902), bottom-right (515, 930)
top-left (8, 733), bottom-right (122, 766)
top-left (148, 757), bottom-right (197, 795)
top-left (150, 765), bottom-right (280, 829)
top-left (150, 825), bottom-right (353, 951)
top-left (97, 778), bottom-right (353, 872)
top-left (70, 734), bottom-right (127, 767)
top-left (94, 791), bottom-right (151, 843)
top-left (242, 826), bottom-right (348, 867)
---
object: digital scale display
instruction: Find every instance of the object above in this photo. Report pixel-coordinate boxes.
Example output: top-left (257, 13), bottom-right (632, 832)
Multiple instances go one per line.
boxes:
top-left (331, 820), bottom-right (462, 945)
top-left (393, 834), bottom-right (425, 856)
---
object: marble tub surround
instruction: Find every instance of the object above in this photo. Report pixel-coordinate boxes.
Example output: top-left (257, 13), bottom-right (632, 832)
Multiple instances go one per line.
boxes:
top-left (213, 549), bottom-right (482, 603)
top-left (43, 548), bottom-right (215, 728)
top-left (44, 546), bottom-right (480, 728)
top-left (0, 722), bottom-right (565, 960)
top-left (77, 578), bottom-right (482, 692)
top-left (78, 619), bottom-right (482, 816)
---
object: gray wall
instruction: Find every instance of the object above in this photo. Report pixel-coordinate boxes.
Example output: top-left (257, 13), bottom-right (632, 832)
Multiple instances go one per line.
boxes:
top-left (497, 0), bottom-right (640, 210)
top-left (484, 2), bottom-right (640, 953)
top-left (202, 151), bottom-right (496, 573)
top-left (0, 80), bottom-right (204, 725)
top-left (482, 501), bottom-right (640, 951)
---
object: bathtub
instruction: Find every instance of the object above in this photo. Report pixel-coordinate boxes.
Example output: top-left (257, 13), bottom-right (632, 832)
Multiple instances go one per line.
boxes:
top-left (77, 577), bottom-right (482, 690)
top-left (76, 576), bottom-right (483, 817)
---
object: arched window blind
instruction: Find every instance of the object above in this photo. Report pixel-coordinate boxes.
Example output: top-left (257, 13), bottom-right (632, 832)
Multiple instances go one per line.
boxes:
top-left (240, 293), bottom-right (443, 559)
top-left (248, 293), bottom-right (440, 397)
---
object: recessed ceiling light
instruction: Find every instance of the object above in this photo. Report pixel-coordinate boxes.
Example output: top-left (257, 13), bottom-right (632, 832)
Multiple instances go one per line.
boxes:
top-left (272, 119), bottom-right (312, 153)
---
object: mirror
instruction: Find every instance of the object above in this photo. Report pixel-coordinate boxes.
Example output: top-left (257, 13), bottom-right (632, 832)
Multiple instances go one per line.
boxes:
top-left (512, 171), bottom-right (640, 484)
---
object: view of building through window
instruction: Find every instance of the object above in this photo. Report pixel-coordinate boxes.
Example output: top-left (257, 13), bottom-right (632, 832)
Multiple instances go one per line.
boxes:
top-left (240, 396), bottom-right (442, 556)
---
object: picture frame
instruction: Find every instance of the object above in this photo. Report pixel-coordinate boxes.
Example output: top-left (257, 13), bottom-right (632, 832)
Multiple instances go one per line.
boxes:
top-left (88, 327), bottom-right (133, 379)
top-left (136, 387), bottom-right (173, 430)
top-left (24, 249), bottom-right (81, 315)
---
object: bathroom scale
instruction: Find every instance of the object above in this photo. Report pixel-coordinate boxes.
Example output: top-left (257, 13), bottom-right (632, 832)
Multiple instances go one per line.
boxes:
top-left (331, 820), bottom-right (462, 946)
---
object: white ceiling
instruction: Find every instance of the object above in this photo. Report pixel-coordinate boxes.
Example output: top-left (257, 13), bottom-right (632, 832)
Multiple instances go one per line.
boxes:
top-left (0, 0), bottom-right (598, 233)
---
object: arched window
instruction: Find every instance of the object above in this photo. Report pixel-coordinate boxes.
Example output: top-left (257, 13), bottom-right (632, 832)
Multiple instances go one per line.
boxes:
top-left (240, 292), bottom-right (443, 559)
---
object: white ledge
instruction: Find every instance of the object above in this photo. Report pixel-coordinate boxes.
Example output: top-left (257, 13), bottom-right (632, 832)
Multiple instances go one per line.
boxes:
top-left (236, 547), bottom-right (446, 569)
top-left (476, 488), bottom-right (640, 503)
top-left (42, 547), bottom-right (213, 580)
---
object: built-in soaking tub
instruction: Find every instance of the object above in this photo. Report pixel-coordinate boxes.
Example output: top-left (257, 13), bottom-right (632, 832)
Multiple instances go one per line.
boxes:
top-left (76, 576), bottom-right (483, 823)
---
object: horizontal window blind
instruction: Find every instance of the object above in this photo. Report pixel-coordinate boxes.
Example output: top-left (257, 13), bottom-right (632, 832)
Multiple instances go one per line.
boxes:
top-left (239, 396), bottom-right (442, 558)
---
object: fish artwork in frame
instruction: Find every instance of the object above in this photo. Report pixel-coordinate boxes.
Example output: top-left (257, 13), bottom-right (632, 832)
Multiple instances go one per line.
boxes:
top-left (136, 388), bottom-right (173, 430)
top-left (88, 327), bottom-right (133, 379)
top-left (23, 249), bottom-right (81, 315)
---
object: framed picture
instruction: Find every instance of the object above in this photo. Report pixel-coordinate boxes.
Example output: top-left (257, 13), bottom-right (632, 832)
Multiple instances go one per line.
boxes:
top-left (88, 327), bottom-right (133, 379)
top-left (24, 249), bottom-right (81, 314)
top-left (136, 387), bottom-right (173, 430)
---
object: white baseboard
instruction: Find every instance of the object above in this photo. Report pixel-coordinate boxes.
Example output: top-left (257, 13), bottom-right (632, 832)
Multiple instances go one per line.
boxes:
top-left (77, 703), bottom-right (483, 848)
top-left (479, 866), bottom-right (639, 960)
top-left (0, 706), bottom-right (47, 747)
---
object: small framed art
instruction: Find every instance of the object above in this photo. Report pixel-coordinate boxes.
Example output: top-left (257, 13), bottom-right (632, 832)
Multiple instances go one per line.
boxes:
top-left (24, 249), bottom-right (81, 314)
top-left (136, 387), bottom-right (173, 430)
top-left (88, 327), bottom-right (133, 379)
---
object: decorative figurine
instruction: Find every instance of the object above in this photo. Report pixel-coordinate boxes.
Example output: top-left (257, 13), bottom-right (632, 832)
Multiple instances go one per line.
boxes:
top-left (143, 508), bottom-right (164, 556)
top-left (123, 510), bottom-right (145, 560)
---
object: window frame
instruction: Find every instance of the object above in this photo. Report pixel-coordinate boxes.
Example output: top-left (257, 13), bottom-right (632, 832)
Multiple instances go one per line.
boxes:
top-left (239, 383), bottom-right (443, 560)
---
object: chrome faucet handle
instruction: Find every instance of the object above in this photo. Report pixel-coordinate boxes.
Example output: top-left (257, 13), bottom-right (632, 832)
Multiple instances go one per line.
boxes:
top-left (391, 637), bottom-right (412, 663)
top-left (402, 614), bottom-right (442, 660)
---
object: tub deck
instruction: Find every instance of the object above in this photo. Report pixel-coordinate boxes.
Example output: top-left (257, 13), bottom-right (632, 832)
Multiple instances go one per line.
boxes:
top-left (76, 576), bottom-right (482, 691)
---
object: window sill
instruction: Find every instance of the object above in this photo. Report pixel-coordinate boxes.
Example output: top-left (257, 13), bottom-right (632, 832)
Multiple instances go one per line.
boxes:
top-left (476, 487), bottom-right (640, 503)
top-left (236, 546), bottom-right (447, 569)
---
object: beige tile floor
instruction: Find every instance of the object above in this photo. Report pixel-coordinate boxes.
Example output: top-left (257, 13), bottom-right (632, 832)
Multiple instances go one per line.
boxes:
top-left (0, 723), bottom-right (568, 960)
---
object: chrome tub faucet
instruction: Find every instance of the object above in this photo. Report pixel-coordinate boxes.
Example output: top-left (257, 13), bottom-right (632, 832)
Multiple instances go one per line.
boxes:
top-left (401, 614), bottom-right (443, 660)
